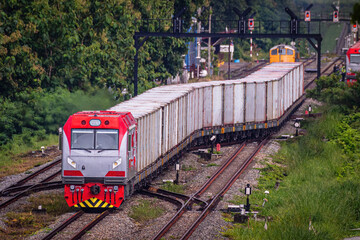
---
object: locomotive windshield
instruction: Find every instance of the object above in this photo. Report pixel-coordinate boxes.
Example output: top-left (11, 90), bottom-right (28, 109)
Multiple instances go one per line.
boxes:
top-left (350, 54), bottom-right (360, 64)
top-left (71, 129), bottom-right (119, 150)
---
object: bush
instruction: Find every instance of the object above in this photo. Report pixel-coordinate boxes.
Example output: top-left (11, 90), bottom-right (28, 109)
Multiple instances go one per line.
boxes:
top-left (0, 88), bottom-right (117, 147)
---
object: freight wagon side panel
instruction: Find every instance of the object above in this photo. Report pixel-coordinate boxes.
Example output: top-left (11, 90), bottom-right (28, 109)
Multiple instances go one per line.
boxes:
top-left (169, 101), bottom-right (178, 150)
top-left (156, 110), bottom-right (161, 163)
top-left (145, 114), bottom-right (150, 167)
top-left (194, 89), bottom-right (199, 132)
top-left (245, 82), bottom-right (256, 122)
top-left (213, 85), bottom-right (223, 126)
top-left (234, 83), bottom-right (245, 124)
top-left (255, 82), bottom-right (266, 122)
top-left (187, 91), bottom-right (194, 135)
top-left (199, 87), bottom-right (204, 129)
top-left (272, 80), bottom-right (279, 119)
top-left (267, 81), bottom-right (273, 120)
top-left (283, 74), bottom-right (288, 111)
top-left (203, 86), bottom-right (212, 127)
top-left (224, 83), bottom-right (234, 125)
top-left (279, 77), bottom-right (284, 117)
top-left (178, 96), bottom-right (184, 143)
top-left (160, 106), bottom-right (166, 155)
top-left (182, 95), bottom-right (187, 142)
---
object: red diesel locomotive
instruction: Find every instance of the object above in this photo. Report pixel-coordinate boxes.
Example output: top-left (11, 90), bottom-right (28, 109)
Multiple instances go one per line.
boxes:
top-left (60, 111), bottom-right (137, 208)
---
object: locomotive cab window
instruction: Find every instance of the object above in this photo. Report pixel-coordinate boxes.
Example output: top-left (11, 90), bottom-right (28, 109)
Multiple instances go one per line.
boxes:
top-left (350, 54), bottom-right (360, 64)
top-left (72, 129), bottom-right (94, 149)
top-left (287, 49), bottom-right (293, 55)
top-left (271, 49), bottom-right (277, 55)
top-left (71, 129), bottom-right (119, 150)
top-left (279, 49), bottom-right (286, 55)
top-left (96, 130), bottom-right (118, 150)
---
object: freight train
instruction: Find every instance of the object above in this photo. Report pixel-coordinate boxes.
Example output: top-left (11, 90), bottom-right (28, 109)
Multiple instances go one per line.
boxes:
top-left (60, 62), bottom-right (304, 209)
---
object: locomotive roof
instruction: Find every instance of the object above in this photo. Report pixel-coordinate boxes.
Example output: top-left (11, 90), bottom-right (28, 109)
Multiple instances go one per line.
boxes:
top-left (269, 44), bottom-right (297, 51)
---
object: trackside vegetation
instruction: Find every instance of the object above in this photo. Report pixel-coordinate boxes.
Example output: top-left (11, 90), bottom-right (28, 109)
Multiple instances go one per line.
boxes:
top-left (0, 88), bottom-right (118, 176)
top-left (223, 74), bottom-right (360, 239)
top-left (129, 199), bottom-right (165, 223)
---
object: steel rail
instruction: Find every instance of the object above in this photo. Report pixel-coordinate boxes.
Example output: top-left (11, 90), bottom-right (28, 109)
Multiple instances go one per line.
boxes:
top-left (139, 189), bottom-right (184, 209)
top-left (180, 137), bottom-right (269, 240)
top-left (152, 143), bottom-right (247, 240)
top-left (304, 56), bottom-right (342, 89)
top-left (12, 158), bottom-right (61, 187)
top-left (152, 187), bottom-right (208, 207)
top-left (0, 181), bottom-right (63, 209)
top-left (42, 211), bottom-right (84, 240)
top-left (304, 57), bottom-right (316, 67)
top-left (231, 61), bottom-right (267, 79)
top-left (70, 210), bottom-right (111, 240)
top-left (0, 158), bottom-right (61, 197)
top-left (195, 142), bottom-right (246, 197)
top-left (1, 169), bottom-right (62, 196)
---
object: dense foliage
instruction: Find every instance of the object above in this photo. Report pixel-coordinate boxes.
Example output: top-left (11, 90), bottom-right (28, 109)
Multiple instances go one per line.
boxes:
top-left (307, 74), bottom-right (360, 113)
top-left (0, 0), bottom-right (205, 147)
top-left (0, 0), bottom-right (205, 99)
top-left (0, 88), bottom-right (117, 146)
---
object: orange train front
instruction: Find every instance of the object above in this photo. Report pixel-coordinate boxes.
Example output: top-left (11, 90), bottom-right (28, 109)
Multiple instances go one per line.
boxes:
top-left (60, 111), bottom-right (137, 208)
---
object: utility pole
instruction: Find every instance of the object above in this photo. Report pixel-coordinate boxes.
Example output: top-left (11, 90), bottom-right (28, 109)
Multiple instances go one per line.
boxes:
top-left (197, 8), bottom-right (201, 80)
top-left (228, 37), bottom-right (231, 79)
top-left (208, 7), bottom-right (212, 77)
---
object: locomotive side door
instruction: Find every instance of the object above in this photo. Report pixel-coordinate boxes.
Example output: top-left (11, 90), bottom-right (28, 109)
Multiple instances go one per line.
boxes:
top-left (127, 126), bottom-right (137, 178)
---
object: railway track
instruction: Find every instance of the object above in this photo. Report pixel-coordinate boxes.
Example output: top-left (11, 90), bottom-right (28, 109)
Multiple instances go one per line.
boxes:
top-left (303, 57), bottom-right (316, 67)
top-left (42, 209), bottom-right (111, 240)
top-left (0, 180), bottom-right (63, 209)
top-left (231, 61), bottom-right (267, 79)
top-left (2, 157), bottom-right (61, 192)
top-left (152, 139), bottom-right (267, 240)
top-left (0, 158), bottom-right (63, 209)
top-left (304, 56), bottom-right (343, 90)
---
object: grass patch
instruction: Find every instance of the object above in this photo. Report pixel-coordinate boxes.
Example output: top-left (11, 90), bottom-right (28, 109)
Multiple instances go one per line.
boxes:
top-left (1, 192), bottom-right (72, 239)
top-left (223, 110), bottom-right (360, 239)
top-left (182, 164), bottom-right (196, 171)
top-left (25, 192), bottom-right (72, 216)
top-left (206, 163), bottom-right (219, 167)
top-left (129, 199), bottom-right (165, 223)
top-left (0, 134), bottom-right (59, 178)
top-left (160, 182), bottom-right (185, 194)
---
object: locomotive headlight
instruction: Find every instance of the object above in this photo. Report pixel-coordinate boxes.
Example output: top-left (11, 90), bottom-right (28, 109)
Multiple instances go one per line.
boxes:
top-left (67, 157), bottom-right (77, 169)
top-left (112, 158), bottom-right (122, 169)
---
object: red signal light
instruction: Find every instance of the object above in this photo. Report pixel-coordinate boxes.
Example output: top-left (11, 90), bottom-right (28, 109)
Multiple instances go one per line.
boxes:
top-left (353, 23), bottom-right (358, 32)
top-left (333, 11), bottom-right (339, 22)
top-left (304, 11), bottom-right (311, 22)
top-left (248, 18), bottom-right (254, 30)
